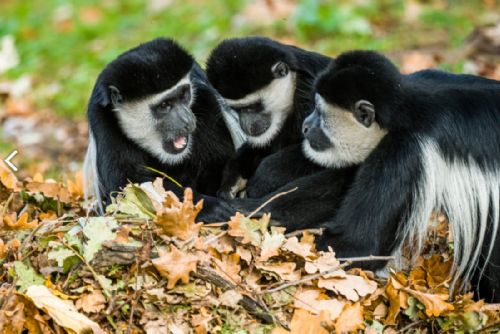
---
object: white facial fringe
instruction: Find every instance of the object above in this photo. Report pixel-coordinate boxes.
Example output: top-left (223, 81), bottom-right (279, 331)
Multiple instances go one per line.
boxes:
top-left (396, 138), bottom-right (500, 292)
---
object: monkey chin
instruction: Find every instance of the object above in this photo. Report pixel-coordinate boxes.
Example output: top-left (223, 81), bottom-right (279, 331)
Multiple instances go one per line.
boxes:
top-left (162, 135), bottom-right (190, 154)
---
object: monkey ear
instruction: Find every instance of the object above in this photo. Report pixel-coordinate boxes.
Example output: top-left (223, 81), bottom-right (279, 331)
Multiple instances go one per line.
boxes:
top-left (353, 100), bottom-right (375, 127)
top-left (109, 85), bottom-right (123, 106)
top-left (272, 61), bottom-right (289, 78)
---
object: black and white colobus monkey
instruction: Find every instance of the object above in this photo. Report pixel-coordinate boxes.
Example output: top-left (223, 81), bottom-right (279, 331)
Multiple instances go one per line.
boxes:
top-left (84, 38), bottom-right (243, 220)
top-left (302, 51), bottom-right (500, 301)
top-left (206, 36), bottom-right (330, 198)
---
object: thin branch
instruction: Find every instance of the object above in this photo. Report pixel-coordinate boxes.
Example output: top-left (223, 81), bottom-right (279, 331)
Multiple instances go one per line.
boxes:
top-left (247, 188), bottom-right (297, 219)
top-left (264, 255), bottom-right (394, 294)
top-left (285, 228), bottom-right (324, 238)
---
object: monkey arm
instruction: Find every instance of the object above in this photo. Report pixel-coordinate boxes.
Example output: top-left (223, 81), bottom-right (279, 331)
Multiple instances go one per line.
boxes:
top-left (317, 133), bottom-right (422, 269)
top-left (245, 144), bottom-right (325, 198)
top-left (229, 166), bottom-right (357, 229)
top-left (218, 143), bottom-right (273, 199)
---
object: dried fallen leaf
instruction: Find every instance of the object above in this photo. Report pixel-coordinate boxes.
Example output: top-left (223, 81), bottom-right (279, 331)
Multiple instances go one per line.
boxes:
top-left (305, 251), bottom-right (340, 275)
top-left (26, 181), bottom-right (72, 203)
top-left (156, 188), bottom-right (203, 241)
top-left (213, 253), bottom-right (241, 284)
top-left (335, 302), bottom-right (365, 333)
top-left (256, 262), bottom-right (301, 281)
top-left (403, 288), bottom-right (454, 317)
top-left (152, 246), bottom-right (198, 289)
top-left (75, 289), bottom-right (106, 313)
top-left (67, 171), bottom-right (84, 198)
top-left (0, 160), bottom-right (20, 191)
top-left (3, 212), bottom-right (38, 230)
top-left (273, 309), bottom-right (330, 334)
top-left (228, 212), bottom-right (269, 246)
top-left (282, 235), bottom-right (315, 259)
top-left (294, 288), bottom-right (346, 321)
top-left (318, 275), bottom-right (377, 301)
top-left (259, 227), bottom-right (286, 261)
top-left (26, 285), bottom-right (105, 334)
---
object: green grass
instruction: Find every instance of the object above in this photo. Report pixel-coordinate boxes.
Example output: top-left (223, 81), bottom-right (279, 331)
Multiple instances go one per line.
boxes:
top-left (0, 0), bottom-right (492, 118)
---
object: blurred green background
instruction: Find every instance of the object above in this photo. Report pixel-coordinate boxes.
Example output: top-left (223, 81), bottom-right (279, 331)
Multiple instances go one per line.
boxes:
top-left (0, 0), bottom-right (497, 118)
top-left (0, 0), bottom-right (498, 177)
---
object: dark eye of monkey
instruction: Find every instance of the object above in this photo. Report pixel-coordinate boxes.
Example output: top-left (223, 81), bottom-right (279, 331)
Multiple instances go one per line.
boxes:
top-left (159, 100), bottom-right (172, 110)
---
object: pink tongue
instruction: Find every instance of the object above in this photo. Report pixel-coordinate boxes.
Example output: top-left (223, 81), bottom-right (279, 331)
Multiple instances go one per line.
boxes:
top-left (173, 136), bottom-right (187, 149)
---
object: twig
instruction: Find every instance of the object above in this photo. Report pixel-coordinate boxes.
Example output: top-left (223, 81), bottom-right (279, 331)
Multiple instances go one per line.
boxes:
top-left (285, 228), bottom-right (324, 238)
top-left (397, 320), bottom-right (426, 333)
top-left (264, 261), bottom-right (352, 294)
top-left (193, 265), bottom-right (274, 324)
top-left (264, 255), bottom-right (394, 294)
top-left (337, 255), bottom-right (395, 262)
top-left (247, 188), bottom-right (297, 219)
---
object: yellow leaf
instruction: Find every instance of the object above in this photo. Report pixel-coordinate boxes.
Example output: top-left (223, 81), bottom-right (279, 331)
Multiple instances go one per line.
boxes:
top-left (256, 262), bottom-right (300, 281)
top-left (67, 171), bottom-right (84, 198)
top-left (403, 288), bottom-right (454, 317)
top-left (155, 188), bottom-right (203, 241)
top-left (273, 309), bottom-right (330, 334)
top-left (228, 212), bottom-right (269, 246)
top-left (282, 235), bottom-right (315, 259)
top-left (0, 160), bottom-right (19, 191)
top-left (152, 246), bottom-right (198, 289)
top-left (213, 253), bottom-right (241, 284)
top-left (294, 288), bottom-right (346, 321)
top-left (335, 302), bottom-right (365, 333)
top-left (318, 274), bottom-right (377, 302)
top-left (3, 212), bottom-right (38, 230)
top-left (26, 181), bottom-right (72, 203)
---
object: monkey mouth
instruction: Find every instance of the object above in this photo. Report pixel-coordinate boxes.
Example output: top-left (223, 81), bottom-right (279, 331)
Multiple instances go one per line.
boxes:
top-left (162, 135), bottom-right (190, 154)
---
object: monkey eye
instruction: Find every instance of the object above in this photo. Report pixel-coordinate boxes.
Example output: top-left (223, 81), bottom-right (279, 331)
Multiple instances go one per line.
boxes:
top-left (159, 101), bottom-right (172, 110)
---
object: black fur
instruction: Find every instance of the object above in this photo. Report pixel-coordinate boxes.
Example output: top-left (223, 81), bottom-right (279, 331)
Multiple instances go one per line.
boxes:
top-left (206, 36), bottom-right (330, 198)
top-left (310, 51), bottom-right (500, 302)
top-left (87, 38), bottom-right (235, 220)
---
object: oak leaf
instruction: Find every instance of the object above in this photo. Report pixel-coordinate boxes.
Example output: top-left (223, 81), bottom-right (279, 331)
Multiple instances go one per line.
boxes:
top-left (273, 309), bottom-right (330, 334)
top-left (335, 302), bottom-right (365, 333)
top-left (318, 274), bottom-right (377, 301)
top-left (152, 246), bottom-right (198, 289)
top-left (282, 235), bottom-right (315, 259)
top-left (256, 262), bottom-right (300, 281)
top-left (403, 288), bottom-right (454, 317)
top-left (0, 160), bottom-right (19, 191)
top-left (259, 227), bottom-right (286, 261)
top-left (75, 289), bottom-right (106, 313)
top-left (294, 288), bottom-right (346, 321)
top-left (3, 212), bottom-right (38, 230)
top-left (26, 181), bottom-right (72, 203)
top-left (155, 188), bottom-right (203, 241)
top-left (304, 251), bottom-right (340, 275)
top-left (228, 212), bottom-right (269, 246)
top-left (213, 253), bottom-right (241, 284)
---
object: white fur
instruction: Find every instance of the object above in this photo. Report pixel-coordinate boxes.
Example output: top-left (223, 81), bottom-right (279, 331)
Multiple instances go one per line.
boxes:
top-left (216, 95), bottom-right (247, 149)
top-left (303, 96), bottom-right (387, 168)
top-left (114, 75), bottom-right (193, 165)
top-left (396, 138), bottom-right (500, 292)
top-left (225, 72), bottom-right (296, 148)
top-left (83, 130), bottom-right (103, 214)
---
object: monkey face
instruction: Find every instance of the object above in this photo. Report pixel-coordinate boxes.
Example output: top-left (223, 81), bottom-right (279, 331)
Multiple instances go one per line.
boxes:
top-left (302, 94), bottom-right (387, 168)
top-left (224, 63), bottom-right (296, 148)
top-left (112, 74), bottom-right (196, 164)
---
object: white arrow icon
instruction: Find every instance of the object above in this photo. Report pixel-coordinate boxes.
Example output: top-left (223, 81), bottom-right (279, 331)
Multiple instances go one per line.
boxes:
top-left (4, 150), bottom-right (18, 172)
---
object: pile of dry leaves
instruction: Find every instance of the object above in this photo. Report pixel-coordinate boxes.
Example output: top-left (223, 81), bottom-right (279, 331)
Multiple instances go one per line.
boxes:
top-left (0, 162), bottom-right (498, 333)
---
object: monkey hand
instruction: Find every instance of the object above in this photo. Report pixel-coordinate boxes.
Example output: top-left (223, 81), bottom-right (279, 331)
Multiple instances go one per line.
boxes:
top-left (197, 195), bottom-right (238, 223)
top-left (218, 175), bottom-right (248, 200)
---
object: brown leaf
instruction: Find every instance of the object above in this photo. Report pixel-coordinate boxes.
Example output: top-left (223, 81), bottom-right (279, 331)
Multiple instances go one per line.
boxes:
top-left (3, 212), bottom-right (38, 230)
top-left (152, 246), bottom-right (198, 289)
top-left (403, 288), bottom-right (454, 317)
top-left (335, 302), bottom-right (365, 333)
top-left (256, 262), bottom-right (300, 281)
top-left (304, 251), bottom-right (340, 275)
top-left (213, 253), bottom-right (241, 284)
top-left (75, 290), bottom-right (106, 313)
top-left (282, 235), bottom-right (315, 259)
top-left (155, 188), bottom-right (203, 241)
top-left (67, 171), bottom-right (84, 198)
top-left (228, 212), bottom-right (269, 246)
top-left (26, 181), bottom-right (72, 203)
top-left (273, 309), bottom-right (330, 334)
top-left (318, 274), bottom-right (377, 301)
top-left (294, 288), bottom-right (346, 321)
top-left (0, 160), bottom-right (20, 191)
top-left (259, 227), bottom-right (286, 261)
